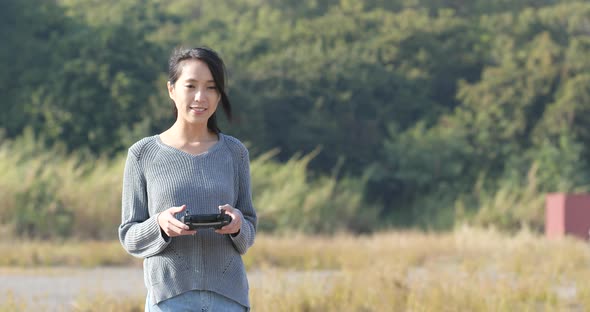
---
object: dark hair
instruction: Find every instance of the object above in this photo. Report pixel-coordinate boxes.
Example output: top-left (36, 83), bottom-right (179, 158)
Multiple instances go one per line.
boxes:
top-left (168, 46), bottom-right (232, 133)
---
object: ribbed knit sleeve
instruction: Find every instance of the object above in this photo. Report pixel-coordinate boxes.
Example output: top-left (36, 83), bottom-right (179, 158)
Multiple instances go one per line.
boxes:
top-left (119, 148), bottom-right (170, 258)
top-left (230, 146), bottom-right (257, 255)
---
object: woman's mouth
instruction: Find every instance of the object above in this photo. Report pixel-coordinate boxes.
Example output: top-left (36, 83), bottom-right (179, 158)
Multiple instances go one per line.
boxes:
top-left (190, 106), bottom-right (207, 114)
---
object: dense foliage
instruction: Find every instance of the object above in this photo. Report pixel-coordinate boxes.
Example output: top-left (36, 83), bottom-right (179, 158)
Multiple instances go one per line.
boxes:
top-left (1, 0), bottom-right (589, 234)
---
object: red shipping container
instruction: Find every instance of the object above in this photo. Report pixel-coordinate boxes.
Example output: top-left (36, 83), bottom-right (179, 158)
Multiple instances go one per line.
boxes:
top-left (545, 193), bottom-right (590, 240)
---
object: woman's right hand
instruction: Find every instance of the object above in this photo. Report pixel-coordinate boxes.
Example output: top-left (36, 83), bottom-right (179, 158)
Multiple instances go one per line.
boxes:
top-left (157, 205), bottom-right (197, 237)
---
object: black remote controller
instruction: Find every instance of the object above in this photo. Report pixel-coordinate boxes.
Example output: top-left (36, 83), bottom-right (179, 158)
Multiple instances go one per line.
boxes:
top-left (180, 210), bottom-right (232, 230)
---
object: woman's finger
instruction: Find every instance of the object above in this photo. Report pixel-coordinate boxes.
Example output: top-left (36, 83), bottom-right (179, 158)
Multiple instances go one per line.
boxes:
top-left (158, 205), bottom-right (197, 237)
top-left (216, 204), bottom-right (242, 234)
top-left (168, 215), bottom-right (190, 230)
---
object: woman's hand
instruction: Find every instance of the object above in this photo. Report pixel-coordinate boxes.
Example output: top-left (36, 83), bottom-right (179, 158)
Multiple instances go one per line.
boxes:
top-left (215, 204), bottom-right (243, 236)
top-left (157, 205), bottom-right (197, 237)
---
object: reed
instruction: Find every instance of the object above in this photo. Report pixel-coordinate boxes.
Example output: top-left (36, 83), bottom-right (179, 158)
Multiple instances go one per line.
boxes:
top-left (1, 228), bottom-right (590, 311)
top-left (0, 134), bottom-right (375, 240)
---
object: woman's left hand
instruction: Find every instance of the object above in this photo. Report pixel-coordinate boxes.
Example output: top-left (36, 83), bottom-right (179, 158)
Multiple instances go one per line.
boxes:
top-left (215, 204), bottom-right (243, 236)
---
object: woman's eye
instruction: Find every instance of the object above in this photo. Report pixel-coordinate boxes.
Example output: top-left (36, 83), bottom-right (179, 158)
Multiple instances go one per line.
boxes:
top-left (207, 86), bottom-right (217, 90)
top-left (185, 85), bottom-right (195, 88)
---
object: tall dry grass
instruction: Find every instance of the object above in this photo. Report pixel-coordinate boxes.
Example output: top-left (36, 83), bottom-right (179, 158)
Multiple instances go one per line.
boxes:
top-left (1, 228), bottom-right (590, 311)
top-left (0, 130), bottom-right (125, 239)
top-left (0, 133), bottom-right (377, 240)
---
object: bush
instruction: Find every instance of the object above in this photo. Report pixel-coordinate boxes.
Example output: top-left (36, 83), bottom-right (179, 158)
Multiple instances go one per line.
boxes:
top-left (250, 150), bottom-right (381, 234)
top-left (14, 178), bottom-right (73, 239)
top-left (0, 136), bottom-right (380, 239)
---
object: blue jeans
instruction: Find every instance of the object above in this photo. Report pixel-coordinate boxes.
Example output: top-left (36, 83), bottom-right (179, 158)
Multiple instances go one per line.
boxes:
top-left (145, 290), bottom-right (247, 312)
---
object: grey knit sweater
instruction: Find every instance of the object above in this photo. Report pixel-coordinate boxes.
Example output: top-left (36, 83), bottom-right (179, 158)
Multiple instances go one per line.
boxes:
top-left (118, 133), bottom-right (257, 308)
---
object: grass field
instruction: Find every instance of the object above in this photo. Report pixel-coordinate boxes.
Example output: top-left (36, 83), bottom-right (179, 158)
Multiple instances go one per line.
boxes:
top-left (1, 226), bottom-right (590, 311)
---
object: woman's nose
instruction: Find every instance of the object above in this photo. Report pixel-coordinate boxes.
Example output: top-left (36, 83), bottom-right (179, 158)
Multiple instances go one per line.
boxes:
top-left (194, 89), bottom-right (205, 102)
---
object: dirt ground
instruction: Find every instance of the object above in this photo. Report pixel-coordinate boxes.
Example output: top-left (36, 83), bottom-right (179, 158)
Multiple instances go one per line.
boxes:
top-left (0, 267), bottom-right (334, 311)
top-left (0, 267), bottom-right (146, 310)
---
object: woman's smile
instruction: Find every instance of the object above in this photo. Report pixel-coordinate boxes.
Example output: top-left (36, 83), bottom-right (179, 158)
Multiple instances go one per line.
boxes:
top-left (189, 106), bottom-right (207, 114)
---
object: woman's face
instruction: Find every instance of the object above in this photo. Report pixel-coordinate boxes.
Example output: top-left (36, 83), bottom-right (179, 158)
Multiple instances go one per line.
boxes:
top-left (168, 59), bottom-right (220, 126)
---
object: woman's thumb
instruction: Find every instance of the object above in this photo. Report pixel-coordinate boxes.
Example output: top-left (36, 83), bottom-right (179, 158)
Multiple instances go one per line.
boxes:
top-left (171, 204), bottom-right (186, 213)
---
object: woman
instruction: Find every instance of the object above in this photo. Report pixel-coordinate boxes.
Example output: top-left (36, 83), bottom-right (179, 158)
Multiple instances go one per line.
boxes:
top-left (119, 47), bottom-right (257, 311)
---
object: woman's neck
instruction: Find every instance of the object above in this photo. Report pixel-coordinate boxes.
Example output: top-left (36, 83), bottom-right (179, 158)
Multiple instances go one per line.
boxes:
top-left (168, 121), bottom-right (217, 143)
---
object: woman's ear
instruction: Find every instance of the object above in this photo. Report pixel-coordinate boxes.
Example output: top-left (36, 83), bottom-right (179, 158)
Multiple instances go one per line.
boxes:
top-left (167, 81), bottom-right (175, 100)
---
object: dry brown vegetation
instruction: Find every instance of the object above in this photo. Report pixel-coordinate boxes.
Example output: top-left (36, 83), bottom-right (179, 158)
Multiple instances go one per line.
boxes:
top-left (2, 227), bottom-right (590, 311)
